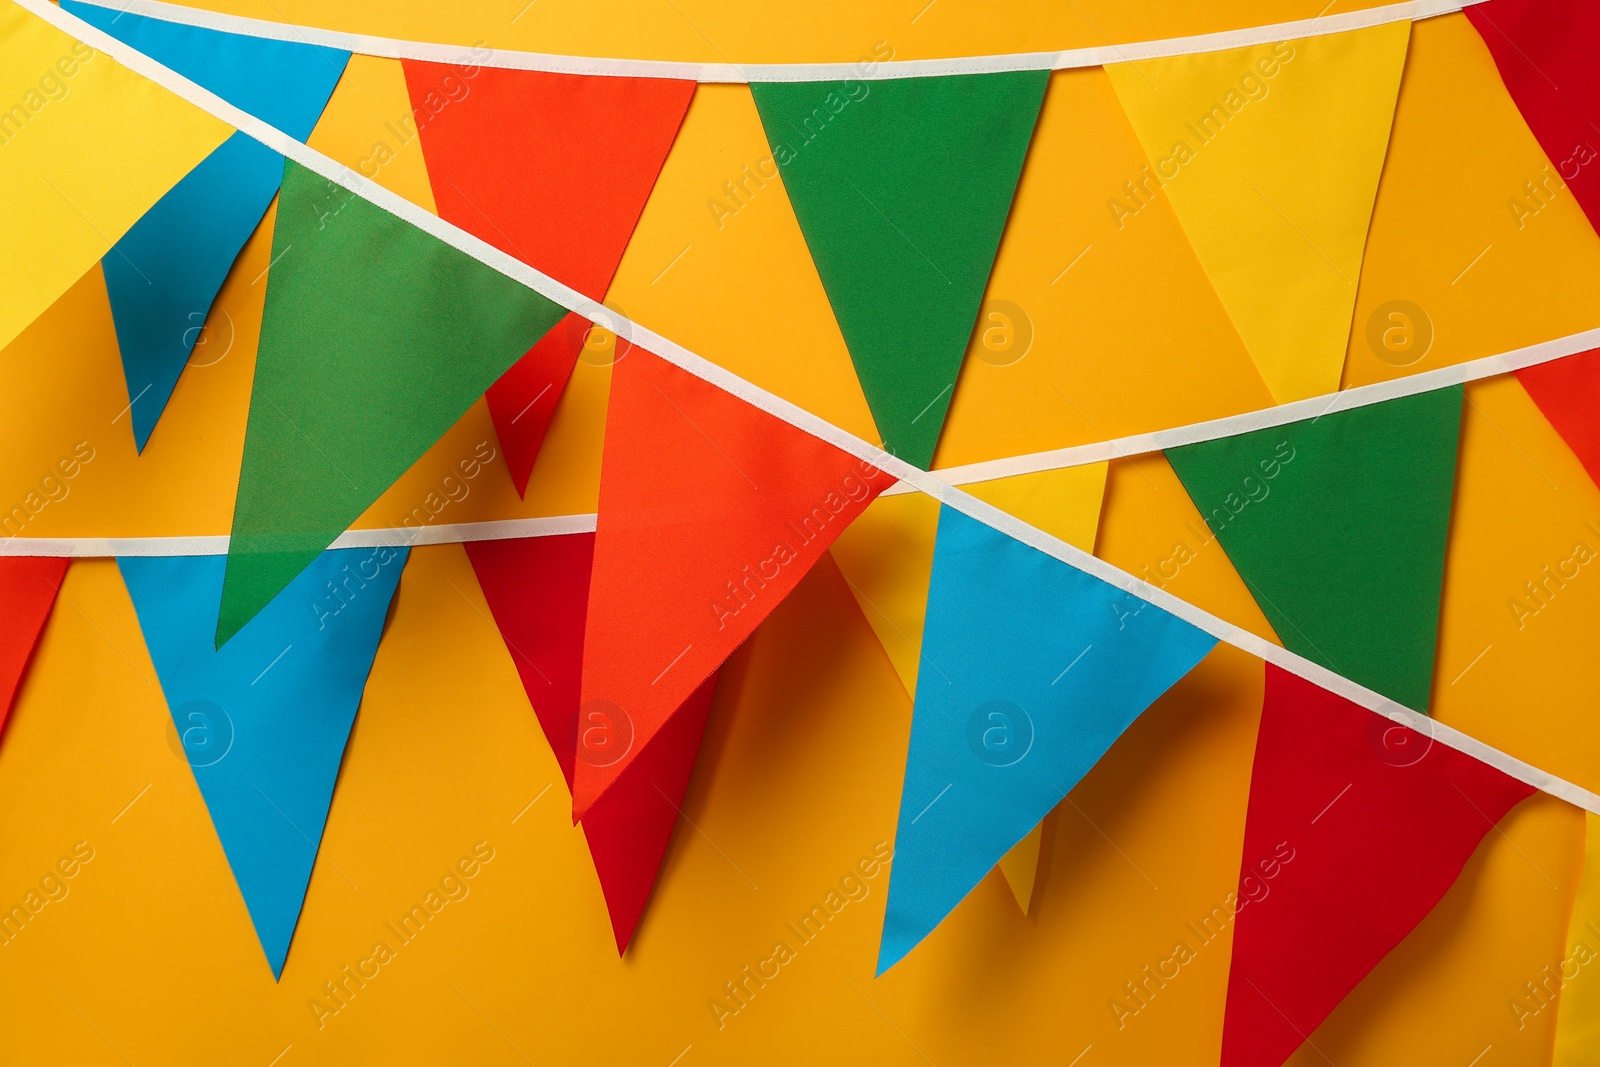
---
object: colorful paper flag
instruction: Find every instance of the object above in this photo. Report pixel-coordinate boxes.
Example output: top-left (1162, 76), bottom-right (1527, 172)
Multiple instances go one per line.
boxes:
top-left (61, 1), bottom-right (348, 451)
top-left (1165, 386), bottom-right (1463, 710)
top-left (831, 464), bottom-right (1110, 911)
top-left (1553, 812), bottom-right (1600, 1066)
top-left (572, 351), bottom-right (890, 817)
top-left (748, 72), bottom-right (1049, 468)
top-left (1467, 0), bottom-right (1600, 236)
top-left (878, 505), bottom-right (1216, 973)
top-left (466, 533), bottom-right (719, 951)
top-left (0, 2), bottom-right (231, 351)
top-left (1105, 23), bottom-right (1410, 403)
top-left (1222, 665), bottom-right (1534, 1067)
top-left (403, 62), bottom-right (695, 493)
top-left (217, 159), bottom-right (567, 645)
top-left (0, 557), bottom-right (69, 732)
top-left (1518, 348), bottom-right (1600, 488)
top-left (119, 547), bottom-right (408, 977)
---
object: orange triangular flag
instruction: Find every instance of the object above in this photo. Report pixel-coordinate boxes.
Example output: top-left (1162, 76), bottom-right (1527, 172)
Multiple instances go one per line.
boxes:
top-left (403, 62), bottom-right (696, 493)
top-left (572, 352), bottom-right (889, 815)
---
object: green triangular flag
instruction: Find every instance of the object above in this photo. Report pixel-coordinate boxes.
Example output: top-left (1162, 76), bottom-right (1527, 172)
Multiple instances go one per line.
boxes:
top-left (749, 72), bottom-right (1048, 468)
top-left (218, 160), bottom-right (566, 645)
top-left (1165, 387), bottom-right (1464, 710)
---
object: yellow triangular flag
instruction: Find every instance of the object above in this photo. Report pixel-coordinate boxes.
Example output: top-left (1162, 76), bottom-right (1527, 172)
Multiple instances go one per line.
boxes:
top-left (0, 4), bottom-right (232, 350)
top-left (831, 464), bottom-right (1108, 912)
top-left (1554, 813), bottom-right (1600, 1065)
top-left (1105, 23), bottom-right (1409, 403)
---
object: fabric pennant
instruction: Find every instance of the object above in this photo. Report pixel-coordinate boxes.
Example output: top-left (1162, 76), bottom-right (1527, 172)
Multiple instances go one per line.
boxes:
top-left (119, 547), bottom-right (408, 977)
top-left (1553, 813), bottom-right (1600, 1065)
top-left (1165, 386), bottom-right (1463, 711)
top-left (0, 557), bottom-right (70, 733)
top-left (879, 505), bottom-right (1216, 973)
top-left (573, 351), bottom-right (891, 817)
top-left (831, 464), bottom-right (1110, 912)
top-left (749, 72), bottom-right (1049, 468)
top-left (465, 533), bottom-right (717, 951)
top-left (61, 1), bottom-right (348, 451)
top-left (218, 159), bottom-right (567, 645)
top-left (1105, 23), bottom-right (1410, 403)
top-left (1467, 0), bottom-right (1600, 236)
top-left (1221, 665), bottom-right (1534, 1067)
top-left (581, 672), bottom-right (718, 953)
top-left (1517, 347), bottom-right (1600, 488)
top-left (403, 62), bottom-right (695, 493)
top-left (0, 2), bottom-right (231, 352)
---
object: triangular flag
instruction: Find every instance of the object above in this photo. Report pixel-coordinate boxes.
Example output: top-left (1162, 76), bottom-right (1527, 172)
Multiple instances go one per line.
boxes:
top-left (831, 464), bottom-right (1110, 911)
top-left (748, 72), bottom-right (1049, 468)
top-left (1221, 665), bottom-right (1534, 1067)
top-left (1553, 813), bottom-right (1600, 1065)
top-left (403, 62), bottom-right (695, 493)
top-left (61, 2), bottom-right (348, 451)
top-left (0, 2), bottom-right (231, 351)
top-left (464, 533), bottom-right (593, 793)
top-left (119, 547), bottom-right (407, 977)
top-left (581, 672), bottom-right (718, 953)
top-left (1105, 23), bottom-right (1410, 403)
top-left (1467, 0), bottom-right (1600, 236)
top-left (1518, 348), bottom-right (1600, 488)
top-left (465, 533), bottom-right (718, 951)
top-left (573, 351), bottom-right (891, 816)
top-left (1165, 386), bottom-right (1463, 710)
top-left (878, 505), bottom-right (1216, 972)
top-left (0, 557), bottom-right (69, 732)
top-left (218, 159), bottom-right (566, 645)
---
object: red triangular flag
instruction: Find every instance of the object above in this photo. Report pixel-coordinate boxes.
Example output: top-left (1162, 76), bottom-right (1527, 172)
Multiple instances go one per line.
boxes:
top-left (402, 63), bottom-right (696, 494)
top-left (1467, 0), bottom-right (1600, 234)
top-left (466, 534), bottom-right (718, 953)
top-left (1517, 348), bottom-right (1600, 487)
top-left (465, 533), bottom-right (593, 791)
top-left (582, 671), bottom-right (717, 953)
top-left (0, 557), bottom-right (69, 733)
top-left (1221, 666), bottom-right (1535, 1067)
top-left (573, 352), bottom-right (891, 816)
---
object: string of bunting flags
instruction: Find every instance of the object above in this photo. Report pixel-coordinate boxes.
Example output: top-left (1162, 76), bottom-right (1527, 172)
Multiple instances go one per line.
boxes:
top-left (3, 0), bottom-right (1600, 1060)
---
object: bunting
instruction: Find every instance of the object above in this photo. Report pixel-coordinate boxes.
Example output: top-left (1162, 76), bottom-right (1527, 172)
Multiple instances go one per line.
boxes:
top-left (217, 159), bottom-right (567, 645)
top-left (60, 1), bottom-right (348, 451)
top-left (403, 63), bottom-right (695, 493)
top-left (1105, 23), bottom-right (1410, 403)
top-left (749, 72), bottom-right (1049, 467)
top-left (1221, 665), bottom-right (1534, 1067)
top-left (573, 351), bottom-right (889, 816)
top-left (0, 1), bottom-right (231, 351)
top-left (831, 464), bottom-right (1110, 911)
top-left (0, 557), bottom-right (69, 732)
top-left (1518, 346), bottom-right (1600, 488)
top-left (119, 547), bottom-right (407, 976)
top-left (465, 533), bottom-right (719, 951)
top-left (1467, 0), bottom-right (1600, 236)
top-left (878, 505), bottom-right (1215, 972)
top-left (1166, 387), bottom-right (1463, 710)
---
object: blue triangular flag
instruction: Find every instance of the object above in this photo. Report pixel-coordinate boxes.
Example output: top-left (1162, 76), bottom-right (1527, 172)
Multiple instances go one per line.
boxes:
top-left (118, 547), bottom-right (406, 977)
top-left (63, 2), bottom-right (348, 451)
top-left (878, 506), bottom-right (1216, 973)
